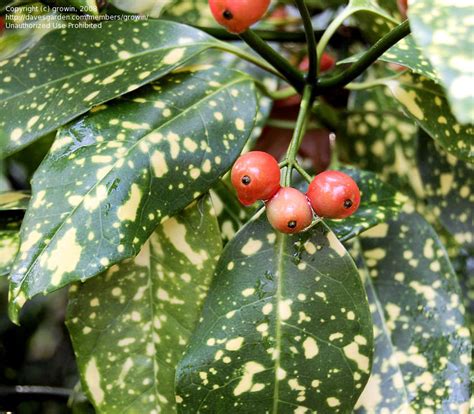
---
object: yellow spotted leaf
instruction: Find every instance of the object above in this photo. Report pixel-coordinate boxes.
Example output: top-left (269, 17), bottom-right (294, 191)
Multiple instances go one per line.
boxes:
top-left (384, 73), bottom-right (474, 162)
top-left (0, 227), bottom-right (20, 277)
top-left (8, 66), bottom-right (258, 322)
top-left (355, 212), bottom-right (471, 413)
top-left (0, 20), bottom-right (224, 156)
top-left (176, 212), bottom-right (373, 413)
top-left (408, 0), bottom-right (474, 125)
top-left (417, 130), bottom-right (473, 249)
top-left (338, 35), bottom-right (440, 83)
top-left (0, 191), bottom-right (30, 226)
top-left (67, 195), bottom-right (222, 413)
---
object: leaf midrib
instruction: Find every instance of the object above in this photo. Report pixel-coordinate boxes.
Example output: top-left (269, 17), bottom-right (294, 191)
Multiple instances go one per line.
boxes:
top-left (12, 75), bottom-right (251, 296)
top-left (272, 232), bottom-right (286, 414)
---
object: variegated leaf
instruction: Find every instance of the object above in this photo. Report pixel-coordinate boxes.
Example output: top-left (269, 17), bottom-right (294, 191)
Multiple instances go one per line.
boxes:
top-left (454, 249), bottom-right (474, 341)
top-left (348, 0), bottom-right (398, 43)
top-left (417, 130), bottom-right (473, 249)
top-left (210, 180), bottom-right (253, 243)
top-left (0, 20), bottom-right (222, 156)
top-left (408, 0), bottom-right (474, 124)
top-left (356, 213), bottom-right (471, 413)
top-left (0, 227), bottom-right (19, 277)
top-left (0, 191), bottom-right (30, 225)
top-left (8, 66), bottom-right (258, 322)
top-left (176, 212), bottom-right (373, 413)
top-left (341, 79), bottom-right (423, 198)
top-left (384, 73), bottom-right (474, 162)
top-left (160, 0), bottom-right (217, 27)
top-left (338, 36), bottom-right (440, 83)
top-left (67, 195), bottom-right (221, 413)
top-left (0, 191), bottom-right (30, 211)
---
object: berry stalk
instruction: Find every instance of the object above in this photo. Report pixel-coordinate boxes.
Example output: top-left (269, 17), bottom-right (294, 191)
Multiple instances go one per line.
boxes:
top-left (283, 84), bottom-right (315, 186)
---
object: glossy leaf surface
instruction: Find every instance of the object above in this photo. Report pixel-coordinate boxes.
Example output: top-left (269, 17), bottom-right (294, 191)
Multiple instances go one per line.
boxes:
top-left (417, 130), bottom-right (473, 249)
top-left (0, 20), bottom-right (222, 155)
top-left (339, 35), bottom-right (439, 82)
top-left (176, 213), bottom-right (373, 413)
top-left (357, 213), bottom-right (471, 413)
top-left (8, 66), bottom-right (257, 322)
top-left (408, 0), bottom-right (474, 124)
top-left (385, 73), bottom-right (474, 162)
top-left (67, 196), bottom-right (221, 413)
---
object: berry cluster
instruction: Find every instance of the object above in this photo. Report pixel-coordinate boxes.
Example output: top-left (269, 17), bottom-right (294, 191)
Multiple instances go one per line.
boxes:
top-left (231, 152), bottom-right (361, 234)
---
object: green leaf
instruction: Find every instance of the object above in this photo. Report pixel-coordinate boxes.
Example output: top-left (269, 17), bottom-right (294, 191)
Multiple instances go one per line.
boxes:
top-left (210, 180), bottom-right (253, 243)
top-left (417, 130), bottom-right (473, 249)
top-left (0, 20), bottom-right (222, 156)
top-left (0, 228), bottom-right (19, 277)
top-left (341, 79), bottom-right (423, 197)
top-left (324, 167), bottom-right (405, 242)
top-left (317, 0), bottom-right (398, 60)
top-left (356, 213), bottom-right (471, 412)
top-left (0, 191), bottom-right (29, 225)
top-left (348, 0), bottom-right (398, 43)
top-left (160, 0), bottom-right (217, 27)
top-left (408, 0), bottom-right (474, 124)
top-left (0, 191), bottom-right (30, 211)
top-left (67, 195), bottom-right (222, 413)
top-left (453, 249), bottom-right (474, 341)
top-left (8, 65), bottom-right (258, 322)
top-left (176, 212), bottom-right (373, 413)
top-left (384, 73), bottom-right (474, 162)
top-left (338, 35), bottom-right (440, 83)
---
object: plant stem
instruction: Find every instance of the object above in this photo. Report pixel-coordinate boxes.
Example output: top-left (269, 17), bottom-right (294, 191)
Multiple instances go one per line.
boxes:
top-left (267, 118), bottom-right (320, 130)
top-left (316, 8), bottom-right (352, 63)
top-left (294, 0), bottom-right (318, 82)
top-left (194, 26), bottom-right (326, 43)
top-left (218, 43), bottom-right (285, 80)
top-left (284, 84), bottom-right (314, 186)
top-left (294, 163), bottom-right (313, 183)
top-left (271, 86), bottom-right (297, 100)
top-left (239, 29), bottom-right (305, 92)
top-left (345, 71), bottom-right (405, 90)
top-left (316, 20), bottom-right (411, 92)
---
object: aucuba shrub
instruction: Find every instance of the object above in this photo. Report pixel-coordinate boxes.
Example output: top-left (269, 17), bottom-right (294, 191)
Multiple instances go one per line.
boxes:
top-left (0, 0), bottom-right (472, 413)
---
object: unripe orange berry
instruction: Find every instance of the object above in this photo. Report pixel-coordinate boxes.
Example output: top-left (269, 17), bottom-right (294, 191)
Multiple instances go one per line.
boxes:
top-left (266, 187), bottom-right (313, 234)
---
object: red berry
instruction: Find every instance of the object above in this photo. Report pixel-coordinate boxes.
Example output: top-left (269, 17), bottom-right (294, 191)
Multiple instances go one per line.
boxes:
top-left (306, 170), bottom-right (360, 219)
top-left (299, 53), bottom-right (336, 73)
top-left (209, 0), bottom-right (271, 34)
top-left (319, 52), bottom-right (336, 73)
top-left (231, 151), bottom-right (280, 205)
top-left (266, 187), bottom-right (313, 234)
